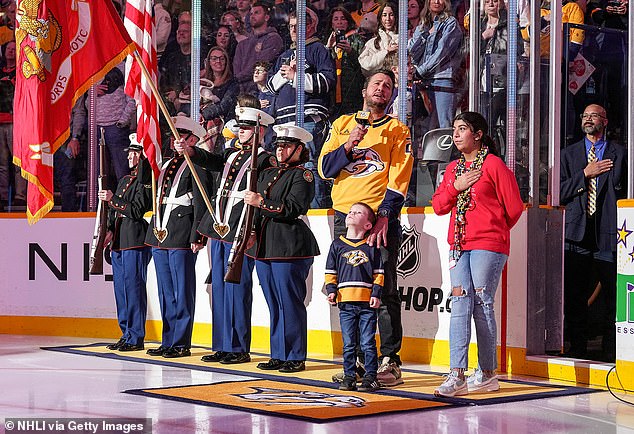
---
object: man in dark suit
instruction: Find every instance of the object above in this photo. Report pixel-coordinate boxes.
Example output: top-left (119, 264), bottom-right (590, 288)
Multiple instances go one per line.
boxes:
top-left (560, 104), bottom-right (627, 361)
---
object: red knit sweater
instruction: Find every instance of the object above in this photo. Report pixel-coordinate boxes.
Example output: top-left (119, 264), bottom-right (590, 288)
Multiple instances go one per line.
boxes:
top-left (432, 154), bottom-right (524, 255)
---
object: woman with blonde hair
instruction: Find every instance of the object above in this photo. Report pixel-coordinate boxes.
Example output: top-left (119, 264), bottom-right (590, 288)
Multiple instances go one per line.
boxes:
top-left (408, 0), bottom-right (463, 129)
top-left (221, 10), bottom-right (248, 43)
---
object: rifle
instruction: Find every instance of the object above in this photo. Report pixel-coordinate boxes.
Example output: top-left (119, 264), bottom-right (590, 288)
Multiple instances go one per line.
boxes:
top-left (224, 115), bottom-right (261, 284)
top-left (89, 128), bottom-right (109, 275)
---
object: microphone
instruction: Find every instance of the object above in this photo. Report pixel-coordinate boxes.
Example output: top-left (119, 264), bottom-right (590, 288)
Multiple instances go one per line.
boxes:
top-left (352, 111), bottom-right (372, 147)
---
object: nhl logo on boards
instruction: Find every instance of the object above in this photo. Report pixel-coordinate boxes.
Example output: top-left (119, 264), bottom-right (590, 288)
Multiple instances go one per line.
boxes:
top-left (397, 225), bottom-right (421, 278)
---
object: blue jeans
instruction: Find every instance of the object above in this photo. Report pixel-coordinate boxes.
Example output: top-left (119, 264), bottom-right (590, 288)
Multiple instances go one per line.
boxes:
top-left (448, 250), bottom-right (507, 371)
top-left (334, 212), bottom-right (403, 364)
top-left (339, 302), bottom-right (378, 379)
top-left (426, 78), bottom-right (458, 129)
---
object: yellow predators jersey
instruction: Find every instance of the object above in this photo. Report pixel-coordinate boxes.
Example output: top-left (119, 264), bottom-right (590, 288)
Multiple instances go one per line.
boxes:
top-left (318, 114), bottom-right (413, 215)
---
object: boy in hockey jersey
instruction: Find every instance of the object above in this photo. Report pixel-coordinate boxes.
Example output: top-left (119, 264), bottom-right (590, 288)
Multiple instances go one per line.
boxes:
top-left (326, 202), bottom-right (384, 392)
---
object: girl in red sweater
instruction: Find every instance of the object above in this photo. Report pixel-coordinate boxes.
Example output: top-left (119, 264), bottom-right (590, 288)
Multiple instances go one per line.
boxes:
top-left (431, 111), bottom-right (523, 397)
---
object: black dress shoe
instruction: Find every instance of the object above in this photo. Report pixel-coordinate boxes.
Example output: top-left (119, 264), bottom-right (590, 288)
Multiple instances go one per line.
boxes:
top-left (201, 351), bottom-right (228, 363)
top-left (118, 343), bottom-right (145, 352)
top-left (106, 338), bottom-right (126, 350)
top-left (162, 347), bottom-right (191, 358)
top-left (219, 352), bottom-right (251, 364)
top-left (278, 360), bottom-right (305, 373)
top-left (146, 346), bottom-right (167, 356)
top-left (257, 358), bottom-right (285, 370)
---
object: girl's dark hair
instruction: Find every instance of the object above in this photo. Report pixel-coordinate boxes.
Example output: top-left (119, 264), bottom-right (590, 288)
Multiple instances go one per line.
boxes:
top-left (374, 2), bottom-right (398, 50)
top-left (298, 144), bottom-right (310, 164)
top-left (453, 111), bottom-right (500, 157)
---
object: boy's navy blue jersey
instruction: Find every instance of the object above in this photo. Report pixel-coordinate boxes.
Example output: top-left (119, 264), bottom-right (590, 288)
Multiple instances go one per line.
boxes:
top-left (325, 236), bottom-right (384, 302)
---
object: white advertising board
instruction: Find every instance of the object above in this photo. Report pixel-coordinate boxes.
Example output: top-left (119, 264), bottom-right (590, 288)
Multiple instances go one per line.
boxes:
top-left (0, 210), bottom-right (528, 348)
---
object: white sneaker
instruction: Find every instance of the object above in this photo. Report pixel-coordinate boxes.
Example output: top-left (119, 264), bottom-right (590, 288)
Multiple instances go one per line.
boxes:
top-left (434, 371), bottom-right (468, 397)
top-left (376, 356), bottom-right (404, 386)
top-left (467, 369), bottom-right (499, 392)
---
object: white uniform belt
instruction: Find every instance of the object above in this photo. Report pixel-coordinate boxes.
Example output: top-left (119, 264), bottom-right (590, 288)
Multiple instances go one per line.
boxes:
top-left (162, 192), bottom-right (193, 206)
top-left (219, 189), bottom-right (245, 199)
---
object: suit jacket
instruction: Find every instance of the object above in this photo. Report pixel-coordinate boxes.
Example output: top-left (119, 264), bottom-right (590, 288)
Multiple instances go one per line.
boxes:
top-left (560, 139), bottom-right (627, 252)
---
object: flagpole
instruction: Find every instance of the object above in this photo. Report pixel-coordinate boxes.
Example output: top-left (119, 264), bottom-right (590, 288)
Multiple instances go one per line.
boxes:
top-left (132, 50), bottom-right (215, 216)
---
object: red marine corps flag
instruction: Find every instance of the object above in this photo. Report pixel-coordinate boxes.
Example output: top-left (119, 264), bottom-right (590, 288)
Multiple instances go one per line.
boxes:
top-left (13, 0), bottom-right (135, 224)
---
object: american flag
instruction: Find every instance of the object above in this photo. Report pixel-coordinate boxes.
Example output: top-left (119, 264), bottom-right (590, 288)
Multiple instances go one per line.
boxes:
top-left (124, 0), bottom-right (162, 177)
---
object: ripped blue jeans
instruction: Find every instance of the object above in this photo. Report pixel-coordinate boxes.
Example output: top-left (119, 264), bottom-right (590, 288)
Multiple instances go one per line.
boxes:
top-left (448, 250), bottom-right (508, 371)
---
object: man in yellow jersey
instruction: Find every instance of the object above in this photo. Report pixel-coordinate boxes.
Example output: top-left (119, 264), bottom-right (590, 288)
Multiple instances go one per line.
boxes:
top-left (318, 69), bottom-right (413, 386)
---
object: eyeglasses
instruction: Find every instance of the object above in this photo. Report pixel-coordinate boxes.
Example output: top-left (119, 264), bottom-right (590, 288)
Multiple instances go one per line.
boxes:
top-left (208, 56), bottom-right (226, 63)
top-left (580, 113), bottom-right (605, 120)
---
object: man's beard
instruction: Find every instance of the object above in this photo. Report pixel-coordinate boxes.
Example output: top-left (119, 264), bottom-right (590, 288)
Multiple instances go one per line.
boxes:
top-left (366, 97), bottom-right (387, 111)
top-left (582, 124), bottom-right (603, 136)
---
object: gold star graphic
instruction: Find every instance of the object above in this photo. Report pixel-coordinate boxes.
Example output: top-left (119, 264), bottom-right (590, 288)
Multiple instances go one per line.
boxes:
top-left (629, 249), bottom-right (634, 263)
top-left (617, 220), bottom-right (633, 248)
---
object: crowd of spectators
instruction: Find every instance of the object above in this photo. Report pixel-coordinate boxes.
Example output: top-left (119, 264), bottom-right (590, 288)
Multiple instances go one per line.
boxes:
top-left (0, 0), bottom-right (629, 211)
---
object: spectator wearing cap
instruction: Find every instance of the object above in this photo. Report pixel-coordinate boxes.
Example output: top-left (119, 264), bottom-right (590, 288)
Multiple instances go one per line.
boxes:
top-left (244, 124), bottom-right (320, 373)
top-left (233, 2), bottom-right (284, 93)
top-left (175, 107), bottom-right (275, 365)
top-left (266, 8), bottom-right (336, 208)
top-left (97, 134), bottom-right (153, 353)
top-left (144, 115), bottom-right (214, 359)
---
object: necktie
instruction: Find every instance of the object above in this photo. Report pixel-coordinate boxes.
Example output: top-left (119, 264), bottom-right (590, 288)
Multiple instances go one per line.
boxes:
top-left (587, 144), bottom-right (597, 216)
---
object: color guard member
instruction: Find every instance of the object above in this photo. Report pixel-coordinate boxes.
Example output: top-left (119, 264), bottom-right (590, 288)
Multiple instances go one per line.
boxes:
top-left (99, 134), bottom-right (153, 352)
top-left (145, 116), bottom-right (213, 358)
top-left (244, 124), bottom-right (320, 373)
top-left (175, 107), bottom-right (275, 364)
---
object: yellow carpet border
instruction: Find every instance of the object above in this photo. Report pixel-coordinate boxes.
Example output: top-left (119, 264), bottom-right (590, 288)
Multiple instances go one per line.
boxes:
top-left (3, 315), bottom-right (619, 387)
top-left (42, 341), bottom-right (600, 415)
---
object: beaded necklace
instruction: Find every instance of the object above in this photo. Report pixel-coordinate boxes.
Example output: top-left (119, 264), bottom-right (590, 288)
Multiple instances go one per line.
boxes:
top-left (450, 144), bottom-right (489, 265)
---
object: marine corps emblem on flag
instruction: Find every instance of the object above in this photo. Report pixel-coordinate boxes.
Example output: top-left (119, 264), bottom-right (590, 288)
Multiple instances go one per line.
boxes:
top-left (397, 225), bottom-right (421, 278)
top-left (13, 0), bottom-right (134, 224)
top-left (15, 0), bottom-right (62, 81)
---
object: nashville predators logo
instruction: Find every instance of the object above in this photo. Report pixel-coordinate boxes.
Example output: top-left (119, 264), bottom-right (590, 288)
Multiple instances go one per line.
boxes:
top-left (235, 387), bottom-right (366, 408)
top-left (343, 148), bottom-right (385, 177)
top-left (343, 250), bottom-right (369, 266)
top-left (15, 0), bottom-right (63, 81)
